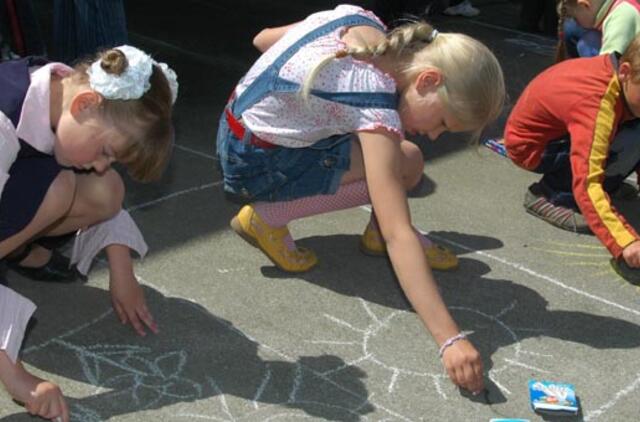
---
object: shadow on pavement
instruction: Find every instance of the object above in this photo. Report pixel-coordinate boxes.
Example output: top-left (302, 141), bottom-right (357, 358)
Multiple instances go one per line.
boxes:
top-left (260, 232), bottom-right (640, 383)
top-left (1, 285), bottom-right (374, 422)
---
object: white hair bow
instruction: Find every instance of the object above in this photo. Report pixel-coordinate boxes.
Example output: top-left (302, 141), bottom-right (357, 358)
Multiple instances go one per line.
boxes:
top-left (87, 45), bottom-right (179, 104)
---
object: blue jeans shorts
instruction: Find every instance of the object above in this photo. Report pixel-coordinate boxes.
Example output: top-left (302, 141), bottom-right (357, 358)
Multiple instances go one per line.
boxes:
top-left (216, 115), bottom-right (352, 203)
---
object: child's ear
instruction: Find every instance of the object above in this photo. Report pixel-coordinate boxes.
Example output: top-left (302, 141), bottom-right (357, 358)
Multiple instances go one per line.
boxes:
top-left (416, 68), bottom-right (444, 92)
top-left (619, 62), bottom-right (632, 83)
top-left (69, 91), bottom-right (102, 118)
top-left (576, 0), bottom-right (590, 7)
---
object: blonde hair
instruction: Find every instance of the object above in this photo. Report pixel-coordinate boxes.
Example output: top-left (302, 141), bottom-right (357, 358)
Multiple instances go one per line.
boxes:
top-left (72, 48), bottom-right (174, 182)
top-left (301, 21), bottom-right (505, 139)
top-left (621, 33), bottom-right (640, 82)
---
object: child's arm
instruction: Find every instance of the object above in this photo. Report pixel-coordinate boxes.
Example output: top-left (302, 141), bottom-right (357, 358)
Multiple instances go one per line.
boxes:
top-left (0, 355), bottom-right (69, 422)
top-left (253, 22), bottom-right (300, 52)
top-left (0, 286), bottom-right (69, 421)
top-left (106, 244), bottom-right (158, 336)
top-left (567, 117), bottom-right (640, 263)
top-left (70, 210), bottom-right (157, 335)
top-left (358, 130), bottom-right (484, 394)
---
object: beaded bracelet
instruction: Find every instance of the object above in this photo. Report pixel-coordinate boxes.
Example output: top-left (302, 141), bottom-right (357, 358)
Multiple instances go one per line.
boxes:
top-left (438, 333), bottom-right (467, 358)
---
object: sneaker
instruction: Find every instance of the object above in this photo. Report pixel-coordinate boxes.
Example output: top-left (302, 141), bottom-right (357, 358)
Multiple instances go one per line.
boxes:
top-left (443, 0), bottom-right (480, 17)
top-left (609, 181), bottom-right (638, 200)
top-left (359, 224), bottom-right (459, 271)
top-left (523, 183), bottom-right (591, 233)
top-left (610, 257), bottom-right (640, 285)
top-left (230, 205), bottom-right (318, 272)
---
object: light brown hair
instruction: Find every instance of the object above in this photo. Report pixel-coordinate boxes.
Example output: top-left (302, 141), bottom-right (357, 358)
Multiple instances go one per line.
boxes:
top-left (73, 48), bottom-right (174, 182)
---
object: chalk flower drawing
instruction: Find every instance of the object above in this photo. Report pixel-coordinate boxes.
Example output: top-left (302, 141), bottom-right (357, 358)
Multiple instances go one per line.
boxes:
top-left (69, 342), bottom-right (202, 408)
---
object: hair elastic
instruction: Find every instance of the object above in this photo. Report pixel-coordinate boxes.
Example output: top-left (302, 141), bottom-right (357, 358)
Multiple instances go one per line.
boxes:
top-left (438, 332), bottom-right (467, 358)
top-left (88, 45), bottom-right (179, 104)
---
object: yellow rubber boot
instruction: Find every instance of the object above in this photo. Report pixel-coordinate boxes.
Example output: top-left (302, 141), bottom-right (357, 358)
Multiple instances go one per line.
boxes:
top-left (230, 205), bottom-right (318, 273)
top-left (359, 224), bottom-right (459, 271)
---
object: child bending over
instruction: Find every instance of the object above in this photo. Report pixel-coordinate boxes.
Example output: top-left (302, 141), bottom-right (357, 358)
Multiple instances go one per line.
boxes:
top-left (217, 5), bottom-right (505, 393)
top-left (505, 34), bottom-right (640, 278)
top-left (557, 0), bottom-right (640, 60)
top-left (0, 46), bottom-right (178, 336)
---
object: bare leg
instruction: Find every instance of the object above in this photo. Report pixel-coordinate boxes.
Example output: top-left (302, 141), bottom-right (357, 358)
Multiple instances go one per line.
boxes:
top-left (44, 169), bottom-right (124, 237)
top-left (0, 169), bottom-right (124, 263)
top-left (341, 138), bottom-right (424, 189)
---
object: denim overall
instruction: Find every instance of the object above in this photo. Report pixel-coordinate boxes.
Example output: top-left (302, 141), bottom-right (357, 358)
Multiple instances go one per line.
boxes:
top-left (0, 57), bottom-right (63, 241)
top-left (217, 14), bottom-right (398, 203)
top-left (533, 55), bottom-right (640, 208)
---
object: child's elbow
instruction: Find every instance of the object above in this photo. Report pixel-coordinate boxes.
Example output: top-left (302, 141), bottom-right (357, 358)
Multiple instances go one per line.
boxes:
top-left (253, 29), bottom-right (270, 52)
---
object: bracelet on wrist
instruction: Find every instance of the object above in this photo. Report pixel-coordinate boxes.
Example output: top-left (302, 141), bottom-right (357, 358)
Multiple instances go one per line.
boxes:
top-left (438, 333), bottom-right (467, 358)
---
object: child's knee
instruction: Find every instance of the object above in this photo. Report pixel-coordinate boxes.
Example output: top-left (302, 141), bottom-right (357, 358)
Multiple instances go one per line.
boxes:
top-left (46, 170), bottom-right (76, 218)
top-left (80, 170), bottom-right (125, 219)
top-left (401, 142), bottom-right (425, 189)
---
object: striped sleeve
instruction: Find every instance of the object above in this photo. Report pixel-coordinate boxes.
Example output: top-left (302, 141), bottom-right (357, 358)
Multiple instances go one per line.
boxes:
top-left (568, 76), bottom-right (639, 257)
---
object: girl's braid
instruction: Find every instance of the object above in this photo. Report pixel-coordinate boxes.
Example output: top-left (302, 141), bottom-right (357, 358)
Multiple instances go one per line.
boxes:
top-left (344, 21), bottom-right (437, 59)
top-left (301, 21), bottom-right (437, 100)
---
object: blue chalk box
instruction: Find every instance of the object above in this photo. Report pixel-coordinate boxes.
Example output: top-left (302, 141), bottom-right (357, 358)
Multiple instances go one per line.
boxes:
top-left (528, 380), bottom-right (579, 415)
top-left (490, 419), bottom-right (530, 422)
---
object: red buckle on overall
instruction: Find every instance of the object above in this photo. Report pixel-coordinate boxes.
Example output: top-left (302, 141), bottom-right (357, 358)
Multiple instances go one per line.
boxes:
top-left (224, 108), bottom-right (276, 149)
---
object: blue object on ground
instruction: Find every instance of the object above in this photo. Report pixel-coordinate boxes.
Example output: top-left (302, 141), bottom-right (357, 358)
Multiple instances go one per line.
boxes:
top-left (482, 138), bottom-right (507, 157)
top-left (529, 380), bottom-right (579, 415)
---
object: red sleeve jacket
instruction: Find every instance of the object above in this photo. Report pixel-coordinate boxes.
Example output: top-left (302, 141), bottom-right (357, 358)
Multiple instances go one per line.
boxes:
top-left (504, 54), bottom-right (638, 257)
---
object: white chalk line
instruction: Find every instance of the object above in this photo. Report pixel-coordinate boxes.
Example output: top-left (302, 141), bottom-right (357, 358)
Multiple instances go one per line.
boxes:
top-left (358, 202), bottom-right (640, 318)
top-left (432, 232), bottom-right (640, 318)
top-left (174, 143), bottom-right (218, 161)
top-left (126, 181), bottom-right (222, 212)
top-left (584, 371), bottom-right (640, 421)
top-left (134, 284), bottom-right (411, 422)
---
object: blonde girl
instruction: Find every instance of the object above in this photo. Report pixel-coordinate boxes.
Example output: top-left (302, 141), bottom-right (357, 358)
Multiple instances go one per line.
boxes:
top-left (217, 5), bottom-right (505, 393)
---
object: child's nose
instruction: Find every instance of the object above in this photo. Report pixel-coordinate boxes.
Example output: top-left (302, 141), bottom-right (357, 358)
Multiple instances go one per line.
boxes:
top-left (93, 157), bottom-right (111, 173)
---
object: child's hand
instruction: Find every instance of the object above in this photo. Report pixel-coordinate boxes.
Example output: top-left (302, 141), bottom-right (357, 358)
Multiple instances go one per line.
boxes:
top-left (622, 240), bottom-right (640, 267)
top-left (441, 339), bottom-right (484, 394)
top-left (109, 272), bottom-right (158, 336)
top-left (25, 381), bottom-right (69, 422)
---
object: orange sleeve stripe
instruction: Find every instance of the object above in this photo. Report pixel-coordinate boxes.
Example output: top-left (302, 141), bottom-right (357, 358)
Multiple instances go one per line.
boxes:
top-left (587, 76), bottom-right (637, 248)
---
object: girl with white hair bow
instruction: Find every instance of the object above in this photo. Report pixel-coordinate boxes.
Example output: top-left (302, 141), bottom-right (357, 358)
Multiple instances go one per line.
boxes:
top-left (0, 45), bottom-right (177, 421)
